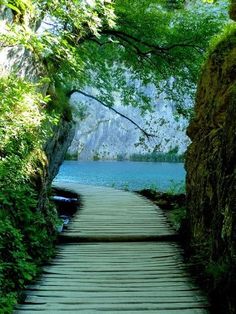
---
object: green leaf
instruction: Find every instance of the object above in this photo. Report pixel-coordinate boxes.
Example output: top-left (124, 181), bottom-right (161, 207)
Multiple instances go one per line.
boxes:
top-left (5, 3), bottom-right (21, 13)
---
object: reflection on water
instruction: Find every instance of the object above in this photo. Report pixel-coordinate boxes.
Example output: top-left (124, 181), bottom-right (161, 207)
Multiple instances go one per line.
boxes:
top-left (55, 161), bottom-right (185, 191)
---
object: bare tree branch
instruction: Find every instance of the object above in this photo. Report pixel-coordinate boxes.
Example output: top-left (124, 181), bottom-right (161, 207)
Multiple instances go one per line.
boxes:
top-left (67, 89), bottom-right (155, 138)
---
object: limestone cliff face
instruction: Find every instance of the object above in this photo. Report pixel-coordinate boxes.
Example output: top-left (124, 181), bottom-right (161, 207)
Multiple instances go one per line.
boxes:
top-left (36, 116), bottom-right (75, 212)
top-left (68, 88), bottom-right (190, 160)
top-left (185, 11), bottom-right (236, 311)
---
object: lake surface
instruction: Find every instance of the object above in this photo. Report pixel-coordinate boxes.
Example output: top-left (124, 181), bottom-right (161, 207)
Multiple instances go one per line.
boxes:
top-left (55, 161), bottom-right (185, 192)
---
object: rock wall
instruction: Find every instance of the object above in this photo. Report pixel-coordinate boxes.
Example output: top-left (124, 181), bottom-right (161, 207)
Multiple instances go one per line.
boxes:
top-left (68, 88), bottom-right (190, 160)
top-left (36, 116), bottom-right (75, 212)
top-left (185, 6), bottom-right (236, 312)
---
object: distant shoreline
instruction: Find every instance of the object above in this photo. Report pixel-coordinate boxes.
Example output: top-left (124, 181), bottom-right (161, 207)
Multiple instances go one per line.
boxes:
top-left (65, 152), bottom-right (185, 163)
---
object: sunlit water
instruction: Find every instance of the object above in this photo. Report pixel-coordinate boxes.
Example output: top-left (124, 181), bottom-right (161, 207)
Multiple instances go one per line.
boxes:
top-left (54, 161), bottom-right (185, 192)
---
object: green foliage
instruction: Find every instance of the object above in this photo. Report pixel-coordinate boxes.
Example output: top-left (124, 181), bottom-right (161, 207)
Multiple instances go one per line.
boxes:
top-left (93, 152), bottom-right (100, 161)
top-left (2, 0), bottom-right (34, 22)
top-left (206, 259), bottom-right (231, 281)
top-left (1, 0), bottom-right (229, 112)
top-left (0, 292), bottom-right (18, 314)
top-left (166, 180), bottom-right (185, 194)
top-left (0, 204), bottom-right (58, 312)
top-left (0, 74), bottom-right (57, 192)
top-left (129, 151), bottom-right (184, 163)
top-left (116, 154), bottom-right (126, 161)
top-left (64, 152), bottom-right (78, 160)
top-left (169, 206), bottom-right (186, 230)
top-left (0, 75), bottom-right (51, 157)
top-left (208, 22), bottom-right (236, 55)
top-left (0, 74), bottom-right (59, 312)
top-left (0, 217), bottom-right (37, 292)
top-left (77, 0), bottom-right (229, 109)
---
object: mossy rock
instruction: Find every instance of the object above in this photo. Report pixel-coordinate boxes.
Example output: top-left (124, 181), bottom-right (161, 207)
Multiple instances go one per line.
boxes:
top-left (229, 0), bottom-right (236, 21)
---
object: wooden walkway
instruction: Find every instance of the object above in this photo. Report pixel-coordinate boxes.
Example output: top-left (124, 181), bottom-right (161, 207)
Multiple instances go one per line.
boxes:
top-left (15, 182), bottom-right (209, 314)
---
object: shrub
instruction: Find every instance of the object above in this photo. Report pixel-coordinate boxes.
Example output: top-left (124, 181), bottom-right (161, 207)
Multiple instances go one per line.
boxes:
top-left (0, 74), bottom-right (59, 312)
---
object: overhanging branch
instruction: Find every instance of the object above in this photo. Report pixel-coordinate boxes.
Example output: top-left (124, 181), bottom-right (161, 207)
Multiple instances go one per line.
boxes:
top-left (100, 29), bottom-right (203, 55)
top-left (68, 89), bottom-right (155, 138)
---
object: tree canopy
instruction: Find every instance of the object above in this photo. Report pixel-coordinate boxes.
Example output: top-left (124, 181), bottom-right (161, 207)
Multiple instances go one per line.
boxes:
top-left (1, 0), bottom-right (229, 116)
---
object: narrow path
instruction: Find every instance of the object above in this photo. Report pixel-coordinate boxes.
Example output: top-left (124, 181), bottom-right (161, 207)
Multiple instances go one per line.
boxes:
top-left (15, 182), bottom-right (208, 314)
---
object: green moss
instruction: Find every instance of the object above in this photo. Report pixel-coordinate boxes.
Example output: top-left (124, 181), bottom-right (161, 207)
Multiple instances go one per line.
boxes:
top-left (47, 83), bottom-right (72, 120)
top-left (221, 205), bottom-right (233, 240)
top-left (206, 259), bottom-right (231, 282)
top-left (208, 23), bottom-right (236, 56)
top-left (169, 206), bottom-right (187, 231)
top-left (229, 0), bottom-right (236, 21)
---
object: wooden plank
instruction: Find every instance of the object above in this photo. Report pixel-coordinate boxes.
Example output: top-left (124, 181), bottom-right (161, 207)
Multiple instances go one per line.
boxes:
top-left (15, 309), bottom-right (208, 314)
top-left (15, 303), bottom-right (208, 311)
top-left (14, 183), bottom-right (208, 313)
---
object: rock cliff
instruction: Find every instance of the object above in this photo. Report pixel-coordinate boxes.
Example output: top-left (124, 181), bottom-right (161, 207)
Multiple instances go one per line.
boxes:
top-left (185, 7), bottom-right (236, 312)
top-left (68, 88), bottom-right (190, 160)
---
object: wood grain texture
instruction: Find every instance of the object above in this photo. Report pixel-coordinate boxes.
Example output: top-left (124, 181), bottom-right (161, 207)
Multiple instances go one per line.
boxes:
top-left (14, 183), bottom-right (208, 313)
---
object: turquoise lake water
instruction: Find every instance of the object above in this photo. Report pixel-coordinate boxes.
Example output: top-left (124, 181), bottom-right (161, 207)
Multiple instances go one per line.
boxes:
top-left (55, 161), bottom-right (185, 192)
